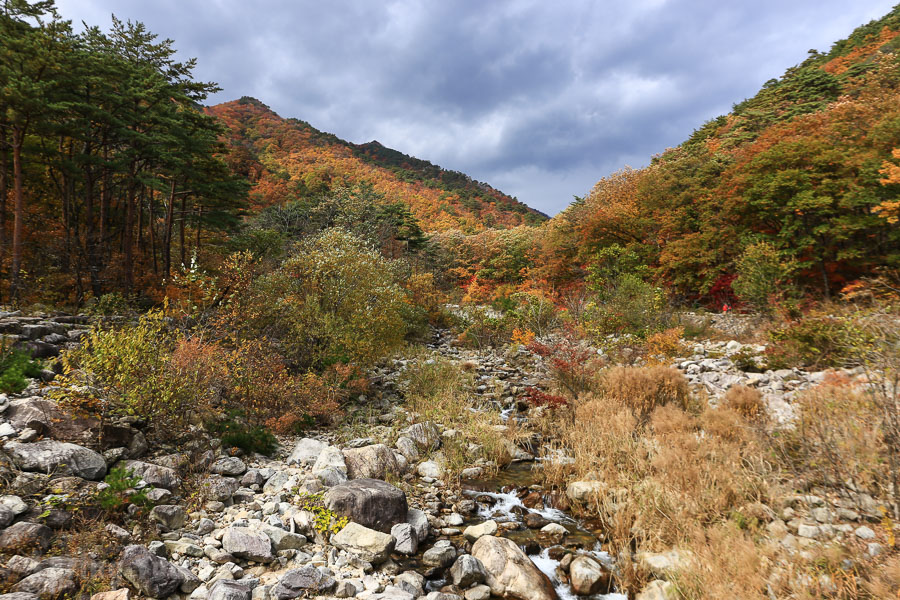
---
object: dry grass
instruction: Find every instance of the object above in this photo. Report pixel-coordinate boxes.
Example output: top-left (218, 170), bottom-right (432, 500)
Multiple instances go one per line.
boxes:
top-left (597, 365), bottom-right (692, 421)
top-left (723, 384), bottom-right (766, 422)
top-left (398, 348), bottom-right (525, 482)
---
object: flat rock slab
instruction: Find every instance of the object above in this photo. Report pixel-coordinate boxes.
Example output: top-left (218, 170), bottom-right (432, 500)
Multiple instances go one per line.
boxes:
top-left (5, 440), bottom-right (106, 480)
top-left (325, 478), bottom-right (408, 533)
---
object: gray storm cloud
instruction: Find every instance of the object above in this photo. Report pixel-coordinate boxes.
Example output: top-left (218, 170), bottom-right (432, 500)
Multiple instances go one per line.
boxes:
top-left (54, 0), bottom-right (898, 214)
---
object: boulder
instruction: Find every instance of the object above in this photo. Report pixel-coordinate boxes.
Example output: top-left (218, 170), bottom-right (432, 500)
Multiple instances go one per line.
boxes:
top-left (471, 535), bottom-right (559, 600)
top-left (417, 460), bottom-right (443, 479)
top-left (149, 505), bottom-right (186, 531)
top-left (90, 589), bottom-right (130, 600)
top-left (342, 444), bottom-right (400, 480)
top-left (565, 481), bottom-right (605, 503)
top-left (209, 457), bottom-right (247, 477)
top-left (463, 520), bottom-right (497, 541)
top-left (422, 543), bottom-right (456, 568)
top-left (569, 556), bottom-right (611, 595)
top-left (394, 437), bottom-right (419, 463)
top-left (0, 504), bottom-right (14, 528)
top-left (222, 527), bottom-right (274, 563)
top-left (123, 461), bottom-right (181, 490)
top-left (0, 522), bottom-right (53, 554)
top-left (401, 422), bottom-right (441, 451)
top-left (271, 566), bottom-right (336, 599)
top-left (312, 446), bottom-right (348, 486)
top-left (287, 438), bottom-right (326, 466)
top-left (325, 478), bottom-right (408, 533)
top-left (450, 555), bottom-right (487, 588)
top-left (330, 522), bottom-right (394, 564)
top-left (207, 580), bottom-right (251, 600)
top-left (118, 544), bottom-right (186, 599)
top-left (0, 594), bottom-right (40, 600)
top-left (636, 549), bottom-right (692, 579)
top-left (11, 568), bottom-right (76, 600)
top-left (5, 441), bottom-right (106, 480)
top-left (407, 508), bottom-right (430, 542)
top-left (202, 475), bottom-right (240, 502)
top-left (391, 522), bottom-right (418, 555)
top-left (260, 525), bottom-right (306, 551)
top-left (0, 495), bottom-right (29, 516)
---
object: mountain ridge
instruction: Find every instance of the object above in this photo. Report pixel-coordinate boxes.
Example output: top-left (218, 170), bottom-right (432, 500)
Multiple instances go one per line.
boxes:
top-left (207, 97), bottom-right (547, 233)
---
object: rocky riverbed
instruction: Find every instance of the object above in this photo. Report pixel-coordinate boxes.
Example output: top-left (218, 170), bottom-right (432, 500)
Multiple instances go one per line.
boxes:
top-left (0, 313), bottom-right (889, 600)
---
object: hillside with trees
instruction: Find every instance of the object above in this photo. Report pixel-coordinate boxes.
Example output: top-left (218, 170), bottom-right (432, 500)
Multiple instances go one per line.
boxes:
top-left (208, 98), bottom-right (546, 233)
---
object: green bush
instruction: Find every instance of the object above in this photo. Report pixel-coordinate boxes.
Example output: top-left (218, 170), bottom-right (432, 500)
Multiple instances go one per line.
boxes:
top-left (767, 314), bottom-right (868, 369)
top-left (55, 310), bottom-right (209, 431)
top-left (226, 228), bottom-right (410, 369)
top-left (206, 410), bottom-right (278, 456)
top-left (0, 345), bottom-right (41, 393)
top-left (732, 241), bottom-right (790, 313)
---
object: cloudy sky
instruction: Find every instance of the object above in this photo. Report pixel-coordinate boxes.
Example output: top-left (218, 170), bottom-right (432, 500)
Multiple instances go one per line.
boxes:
top-left (54, 0), bottom-right (897, 215)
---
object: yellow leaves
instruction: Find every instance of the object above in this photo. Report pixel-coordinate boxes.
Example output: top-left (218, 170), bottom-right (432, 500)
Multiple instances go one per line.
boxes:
top-left (511, 327), bottom-right (535, 346)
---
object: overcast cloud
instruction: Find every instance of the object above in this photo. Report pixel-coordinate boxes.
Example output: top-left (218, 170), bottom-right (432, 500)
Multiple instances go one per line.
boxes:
top-left (54, 0), bottom-right (899, 215)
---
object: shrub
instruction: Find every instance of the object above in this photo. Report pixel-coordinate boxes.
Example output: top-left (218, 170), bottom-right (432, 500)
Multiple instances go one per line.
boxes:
top-left (645, 327), bottom-right (685, 360)
top-left (56, 311), bottom-right (209, 432)
top-left (509, 290), bottom-right (559, 337)
top-left (95, 467), bottom-right (150, 512)
top-left (528, 330), bottom-right (600, 401)
top-left (597, 366), bottom-right (691, 422)
top-left (732, 241), bottom-right (790, 313)
top-left (723, 385), bottom-right (766, 422)
top-left (767, 312), bottom-right (869, 369)
top-left (206, 410), bottom-right (278, 456)
top-left (224, 228), bottom-right (409, 370)
top-left (457, 307), bottom-right (516, 349)
top-left (0, 345), bottom-right (41, 393)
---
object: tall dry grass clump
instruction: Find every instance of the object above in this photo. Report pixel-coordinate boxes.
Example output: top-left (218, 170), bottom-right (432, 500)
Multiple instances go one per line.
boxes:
top-left (544, 365), bottom-right (773, 596)
top-left (597, 365), bottom-right (691, 421)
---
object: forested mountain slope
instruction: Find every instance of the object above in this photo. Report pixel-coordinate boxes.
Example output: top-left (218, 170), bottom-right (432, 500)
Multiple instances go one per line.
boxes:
top-left (208, 98), bottom-right (546, 233)
top-left (531, 6), bottom-right (900, 302)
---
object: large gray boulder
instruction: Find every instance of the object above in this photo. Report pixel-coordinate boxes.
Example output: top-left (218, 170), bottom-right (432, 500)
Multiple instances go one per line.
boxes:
top-left (311, 446), bottom-right (348, 486)
top-left (118, 544), bottom-right (186, 599)
top-left (401, 422), bottom-right (441, 452)
top-left (569, 555), bottom-right (611, 595)
top-left (122, 461), bottom-right (181, 490)
top-left (471, 535), bottom-right (559, 600)
top-left (0, 522), bottom-right (53, 554)
top-left (407, 508), bottom-right (430, 542)
top-left (287, 438), bottom-right (326, 466)
top-left (222, 527), bottom-right (274, 562)
top-left (450, 555), bottom-right (487, 588)
top-left (342, 444), bottom-right (400, 480)
top-left (391, 523), bottom-right (418, 555)
top-left (330, 522), bottom-right (394, 564)
top-left (4, 441), bottom-right (106, 480)
top-left (11, 567), bottom-right (76, 600)
top-left (209, 457), bottom-right (247, 477)
top-left (325, 478), bottom-right (408, 533)
top-left (271, 566), bottom-right (336, 599)
top-left (202, 475), bottom-right (240, 502)
top-left (207, 580), bottom-right (251, 600)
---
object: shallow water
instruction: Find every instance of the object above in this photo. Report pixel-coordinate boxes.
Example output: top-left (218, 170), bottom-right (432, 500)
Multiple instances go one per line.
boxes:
top-left (461, 462), bottom-right (626, 599)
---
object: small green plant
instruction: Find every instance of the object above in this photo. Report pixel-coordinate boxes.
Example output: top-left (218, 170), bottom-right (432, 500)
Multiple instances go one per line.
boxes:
top-left (95, 467), bottom-right (150, 512)
top-left (0, 344), bottom-right (42, 393)
top-left (89, 292), bottom-right (132, 315)
top-left (296, 493), bottom-right (349, 538)
top-left (206, 410), bottom-right (278, 456)
top-left (732, 347), bottom-right (765, 372)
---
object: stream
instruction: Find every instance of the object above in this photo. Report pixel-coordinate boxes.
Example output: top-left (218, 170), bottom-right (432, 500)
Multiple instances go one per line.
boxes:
top-left (460, 462), bottom-right (626, 600)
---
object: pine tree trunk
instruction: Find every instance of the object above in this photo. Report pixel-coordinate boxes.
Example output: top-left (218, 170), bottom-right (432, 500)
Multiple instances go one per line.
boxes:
top-left (163, 179), bottom-right (176, 277)
top-left (10, 130), bottom-right (24, 301)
